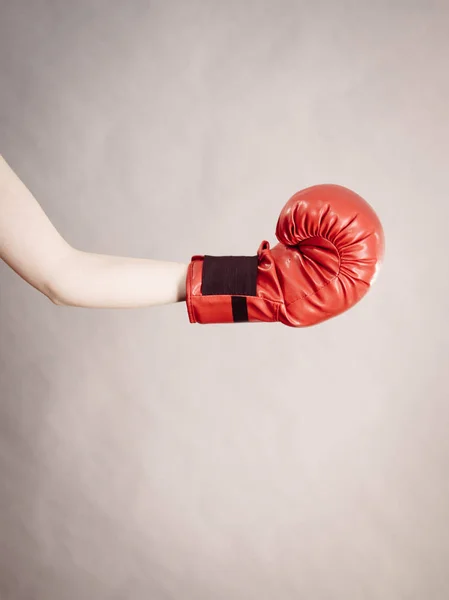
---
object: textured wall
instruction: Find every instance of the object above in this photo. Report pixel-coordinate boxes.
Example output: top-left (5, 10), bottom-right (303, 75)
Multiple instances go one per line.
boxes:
top-left (1, 1), bottom-right (449, 599)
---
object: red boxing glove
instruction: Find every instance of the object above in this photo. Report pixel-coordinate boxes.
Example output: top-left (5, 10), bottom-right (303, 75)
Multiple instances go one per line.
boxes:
top-left (186, 184), bottom-right (384, 327)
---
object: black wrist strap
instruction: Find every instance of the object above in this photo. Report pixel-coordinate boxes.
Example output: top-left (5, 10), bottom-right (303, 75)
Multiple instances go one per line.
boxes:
top-left (201, 255), bottom-right (259, 323)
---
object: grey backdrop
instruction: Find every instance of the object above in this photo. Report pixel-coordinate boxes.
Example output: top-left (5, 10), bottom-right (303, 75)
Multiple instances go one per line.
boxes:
top-left (1, 1), bottom-right (449, 599)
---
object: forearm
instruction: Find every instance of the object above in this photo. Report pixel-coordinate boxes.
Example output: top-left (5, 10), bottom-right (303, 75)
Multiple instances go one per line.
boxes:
top-left (52, 250), bottom-right (188, 308)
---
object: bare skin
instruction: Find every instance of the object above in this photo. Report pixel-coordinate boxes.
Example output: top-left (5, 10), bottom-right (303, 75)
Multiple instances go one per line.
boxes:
top-left (0, 155), bottom-right (188, 308)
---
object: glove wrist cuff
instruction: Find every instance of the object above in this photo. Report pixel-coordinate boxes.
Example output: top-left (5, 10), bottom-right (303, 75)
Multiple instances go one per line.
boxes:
top-left (201, 255), bottom-right (258, 296)
top-left (186, 252), bottom-right (279, 324)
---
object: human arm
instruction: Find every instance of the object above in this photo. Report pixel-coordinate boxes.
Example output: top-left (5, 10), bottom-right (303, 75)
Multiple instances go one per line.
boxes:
top-left (0, 155), bottom-right (187, 308)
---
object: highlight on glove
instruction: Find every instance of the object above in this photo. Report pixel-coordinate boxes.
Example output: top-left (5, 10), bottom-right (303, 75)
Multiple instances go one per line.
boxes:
top-left (186, 184), bottom-right (385, 327)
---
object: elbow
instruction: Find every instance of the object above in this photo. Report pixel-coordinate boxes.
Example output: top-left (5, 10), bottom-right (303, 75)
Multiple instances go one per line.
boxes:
top-left (49, 292), bottom-right (66, 306)
top-left (44, 277), bottom-right (69, 306)
top-left (46, 284), bottom-right (66, 306)
top-left (43, 248), bottom-right (79, 307)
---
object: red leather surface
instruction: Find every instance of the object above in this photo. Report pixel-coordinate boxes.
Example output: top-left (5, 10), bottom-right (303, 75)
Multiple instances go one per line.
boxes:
top-left (187, 184), bottom-right (385, 327)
